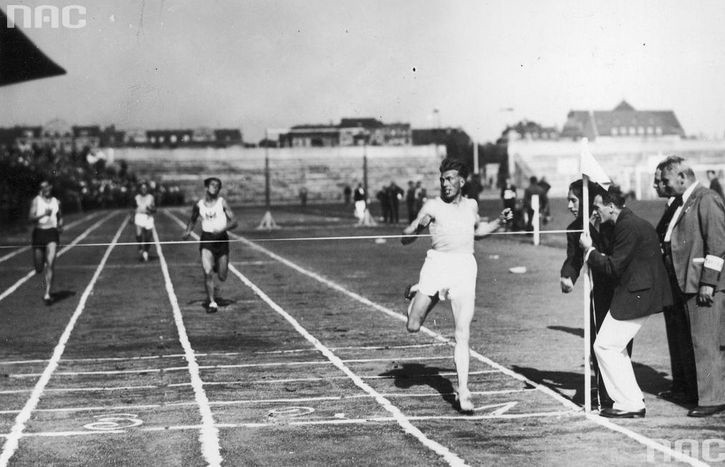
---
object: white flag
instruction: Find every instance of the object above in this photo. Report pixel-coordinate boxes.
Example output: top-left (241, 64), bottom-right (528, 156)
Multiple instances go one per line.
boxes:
top-left (580, 137), bottom-right (611, 187)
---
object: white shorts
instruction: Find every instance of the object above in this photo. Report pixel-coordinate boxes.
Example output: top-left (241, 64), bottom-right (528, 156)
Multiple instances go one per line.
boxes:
top-left (134, 213), bottom-right (155, 230)
top-left (417, 249), bottom-right (477, 301)
top-left (354, 200), bottom-right (366, 219)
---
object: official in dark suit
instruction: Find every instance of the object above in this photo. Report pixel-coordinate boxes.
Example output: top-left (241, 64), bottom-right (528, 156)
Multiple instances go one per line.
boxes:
top-left (653, 158), bottom-right (697, 405)
top-left (560, 179), bottom-right (623, 409)
top-left (579, 185), bottom-right (673, 418)
top-left (661, 158), bottom-right (725, 417)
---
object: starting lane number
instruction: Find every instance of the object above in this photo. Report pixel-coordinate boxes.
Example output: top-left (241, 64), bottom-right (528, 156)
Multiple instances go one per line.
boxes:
top-left (83, 413), bottom-right (143, 431)
top-left (267, 407), bottom-right (315, 419)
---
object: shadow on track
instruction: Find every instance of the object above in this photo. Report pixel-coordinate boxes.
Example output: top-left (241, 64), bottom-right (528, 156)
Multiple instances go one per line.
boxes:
top-left (379, 363), bottom-right (457, 409)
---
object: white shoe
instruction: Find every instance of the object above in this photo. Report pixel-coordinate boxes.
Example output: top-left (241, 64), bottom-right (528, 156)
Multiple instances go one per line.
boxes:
top-left (142, 251), bottom-right (149, 262)
top-left (457, 390), bottom-right (474, 412)
top-left (207, 301), bottom-right (218, 313)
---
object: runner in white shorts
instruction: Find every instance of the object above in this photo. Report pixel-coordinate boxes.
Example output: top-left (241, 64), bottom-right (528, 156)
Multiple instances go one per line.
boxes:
top-left (401, 158), bottom-right (511, 412)
top-left (132, 181), bottom-right (156, 262)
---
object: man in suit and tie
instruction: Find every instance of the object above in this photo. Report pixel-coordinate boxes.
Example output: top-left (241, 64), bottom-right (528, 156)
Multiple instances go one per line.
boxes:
top-left (653, 157), bottom-right (698, 405)
top-left (661, 157), bottom-right (725, 417)
top-left (580, 185), bottom-right (673, 418)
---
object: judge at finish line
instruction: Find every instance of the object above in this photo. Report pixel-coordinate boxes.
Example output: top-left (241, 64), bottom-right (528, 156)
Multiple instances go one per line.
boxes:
top-left (579, 185), bottom-right (672, 418)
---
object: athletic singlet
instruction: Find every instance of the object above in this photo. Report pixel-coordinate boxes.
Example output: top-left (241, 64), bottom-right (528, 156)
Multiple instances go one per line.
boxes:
top-left (135, 194), bottom-right (155, 214)
top-left (428, 197), bottom-right (478, 254)
top-left (34, 196), bottom-right (59, 229)
top-left (197, 197), bottom-right (227, 233)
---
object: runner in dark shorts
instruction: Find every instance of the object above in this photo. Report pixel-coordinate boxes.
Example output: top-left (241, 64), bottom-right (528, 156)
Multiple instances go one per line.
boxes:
top-left (183, 177), bottom-right (238, 313)
top-left (199, 231), bottom-right (230, 259)
top-left (29, 180), bottom-right (63, 305)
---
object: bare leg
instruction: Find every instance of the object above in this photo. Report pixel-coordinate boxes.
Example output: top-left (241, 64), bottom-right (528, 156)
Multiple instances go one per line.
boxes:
top-left (451, 293), bottom-right (475, 411)
top-left (44, 242), bottom-right (58, 301)
top-left (135, 225), bottom-right (144, 258)
top-left (200, 249), bottom-right (216, 309)
top-left (407, 292), bottom-right (438, 333)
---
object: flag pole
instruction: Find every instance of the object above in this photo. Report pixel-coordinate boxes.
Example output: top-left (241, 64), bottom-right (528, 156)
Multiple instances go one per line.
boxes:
top-left (581, 138), bottom-right (592, 413)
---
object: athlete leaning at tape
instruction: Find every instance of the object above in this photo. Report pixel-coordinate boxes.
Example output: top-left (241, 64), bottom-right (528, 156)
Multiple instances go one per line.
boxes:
top-left (183, 177), bottom-right (238, 313)
top-left (401, 158), bottom-right (512, 413)
top-left (29, 180), bottom-right (63, 306)
top-left (131, 181), bottom-right (156, 262)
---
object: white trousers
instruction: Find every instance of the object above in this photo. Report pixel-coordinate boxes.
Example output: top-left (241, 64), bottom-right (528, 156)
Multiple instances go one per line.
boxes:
top-left (594, 312), bottom-right (649, 412)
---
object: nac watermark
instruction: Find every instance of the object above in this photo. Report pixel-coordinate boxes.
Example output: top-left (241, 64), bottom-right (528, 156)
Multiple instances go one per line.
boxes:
top-left (5, 4), bottom-right (86, 29)
top-left (648, 438), bottom-right (725, 463)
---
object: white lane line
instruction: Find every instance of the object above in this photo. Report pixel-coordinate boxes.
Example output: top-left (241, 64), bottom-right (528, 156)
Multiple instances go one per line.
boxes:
top-left (164, 217), bottom-right (467, 465)
top-left (0, 211), bottom-right (119, 304)
top-left (0, 388), bottom-right (533, 415)
top-left (0, 211), bottom-right (102, 264)
top-left (0, 345), bottom-right (449, 366)
top-left (207, 220), bottom-right (708, 467)
top-left (0, 409), bottom-right (577, 440)
top-left (223, 265), bottom-right (467, 466)
top-left (0, 370), bottom-right (502, 394)
top-left (255, 342), bottom-right (448, 354)
top-left (0, 216), bottom-right (128, 467)
top-left (0, 404), bottom-right (161, 415)
top-left (152, 228), bottom-right (222, 467)
top-left (8, 355), bottom-right (474, 378)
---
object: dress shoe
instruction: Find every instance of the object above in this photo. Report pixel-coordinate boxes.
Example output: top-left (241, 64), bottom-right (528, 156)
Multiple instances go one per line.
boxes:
top-left (657, 390), bottom-right (697, 405)
top-left (687, 405), bottom-right (725, 417)
top-left (599, 407), bottom-right (646, 418)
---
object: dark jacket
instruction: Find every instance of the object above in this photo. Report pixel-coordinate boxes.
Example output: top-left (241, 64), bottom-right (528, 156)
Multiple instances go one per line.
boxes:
top-left (561, 216), bottom-right (616, 313)
top-left (586, 208), bottom-right (673, 320)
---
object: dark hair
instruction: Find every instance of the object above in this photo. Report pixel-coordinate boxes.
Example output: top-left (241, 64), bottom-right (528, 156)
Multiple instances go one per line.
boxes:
top-left (600, 184), bottom-right (626, 208)
top-left (204, 177), bottom-right (222, 188)
top-left (439, 158), bottom-right (468, 179)
top-left (529, 176), bottom-right (538, 184)
top-left (567, 179), bottom-right (605, 214)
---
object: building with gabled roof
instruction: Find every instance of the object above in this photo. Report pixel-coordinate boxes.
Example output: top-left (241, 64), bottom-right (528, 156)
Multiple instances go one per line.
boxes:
top-left (561, 100), bottom-right (685, 140)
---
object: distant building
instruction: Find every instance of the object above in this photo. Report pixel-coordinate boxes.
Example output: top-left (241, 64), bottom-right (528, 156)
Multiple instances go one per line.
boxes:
top-left (279, 118), bottom-right (412, 147)
top-left (503, 120), bottom-right (559, 141)
top-left (147, 129), bottom-right (193, 148)
top-left (280, 125), bottom-right (340, 147)
top-left (561, 100), bottom-right (685, 141)
top-left (213, 129), bottom-right (243, 147)
top-left (72, 125), bottom-right (102, 151)
top-left (100, 125), bottom-right (126, 148)
top-left (124, 128), bottom-right (148, 146)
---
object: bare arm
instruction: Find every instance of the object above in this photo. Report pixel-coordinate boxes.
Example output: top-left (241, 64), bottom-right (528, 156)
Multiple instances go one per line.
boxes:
top-left (401, 201), bottom-right (433, 245)
top-left (56, 203), bottom-right (63, 233)
top-left (28, 197), bottom-right (50, 224)
top-left (182, 203), bottom-right (200, 239)
top-left (221, 199), bottom-right (238, 232)
top-left (474, 208), bottom-right (511, 239)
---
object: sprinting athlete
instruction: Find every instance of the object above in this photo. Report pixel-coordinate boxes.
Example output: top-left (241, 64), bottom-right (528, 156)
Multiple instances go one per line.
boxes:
top-left (402, 158), bottom-right (511, 412)
top-left (29, 180), bottom-right (63, 305)
top-left (132, 181), bottom-right (156, 262)
top-left (183, 177), bottom-right (238, 313)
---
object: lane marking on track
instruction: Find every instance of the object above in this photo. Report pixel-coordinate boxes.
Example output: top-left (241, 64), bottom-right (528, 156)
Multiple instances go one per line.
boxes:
top-left (0, 216), bottom-right (129, 467)
top-left (0, 388), bottom-right (535, 417)
top-left (0, 408), bottom-right (576, 440)
top-left (0, 369), bottom-right (502, 394)
top-left (0, 211), bottom-right (103, 264)
top-left (256, 342), bottom-right (449, 354)
top-left (162, 216), bottom-right (469, 467)
top-left (164, 212), bottom-right (709, 467)
top-left (8, 355), bottom-right (493, 378)
top-left (0, 343), bottom-right (449, 366)
top-left (0, 211), bottom-right (119, 304)
top-left (152, 228), bottom-right (222, 467)
top-left (0, 388), bottom-right (534, 413)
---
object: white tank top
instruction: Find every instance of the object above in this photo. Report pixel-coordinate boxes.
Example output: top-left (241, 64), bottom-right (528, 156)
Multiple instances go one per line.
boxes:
top-left (35, 196), bottom-right (59, 229)
top-left (135, 194), bottom-right (155, 214)
top-left (197, 197), bottom-right (227, 233)
top-left (428, 197), bottom-right (477, 254)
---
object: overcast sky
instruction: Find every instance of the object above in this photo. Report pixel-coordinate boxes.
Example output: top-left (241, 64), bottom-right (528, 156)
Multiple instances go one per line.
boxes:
top-left (3, 0), bottom-right (725, 143)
